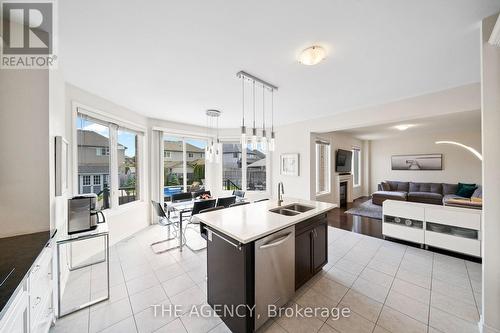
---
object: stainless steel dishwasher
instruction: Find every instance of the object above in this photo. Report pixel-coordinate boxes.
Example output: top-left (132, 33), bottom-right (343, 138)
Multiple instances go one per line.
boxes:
top-left (254, 226), bottom-right (295, 330)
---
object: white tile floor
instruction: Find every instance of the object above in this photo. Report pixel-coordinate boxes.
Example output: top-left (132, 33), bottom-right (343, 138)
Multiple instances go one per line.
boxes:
top-left (51, 225), bottom-right (482, 333)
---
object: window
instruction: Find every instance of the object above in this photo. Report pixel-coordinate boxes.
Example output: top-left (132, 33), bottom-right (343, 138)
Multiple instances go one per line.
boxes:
top-left (118, 129), bottom-right (139, 205)
top-left (186, 138), bottom-right (206, 191)
top-left (315, 141), bottom-right (331, 195)
top-left (77, 115), bottom-right (111, 209)
top-left (163, 135), bottom-right (207, 201)
top-left (246, 144), bottom-right (266, 191)
top-left (76, 110), bottom-right (143, 210)
top-left (96, 147), bottom-right (109, 156)
top-left (222, 142), bottom-right (242, 190)
top-left (352, 148), bottom-right (361, 187)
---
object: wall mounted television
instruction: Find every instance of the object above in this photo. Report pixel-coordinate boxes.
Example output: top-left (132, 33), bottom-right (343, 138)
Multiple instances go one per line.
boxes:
top-left (335, 149), bottom-right (353, 173)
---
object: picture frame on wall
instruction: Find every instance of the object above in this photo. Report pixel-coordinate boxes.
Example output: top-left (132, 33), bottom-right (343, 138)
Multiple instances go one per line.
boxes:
top-left (55, 136), bottom-right (69, 196)
top-left (280, 153), bottom-right (300, 176)
top-left (391, 153), bottom-right (443, 170)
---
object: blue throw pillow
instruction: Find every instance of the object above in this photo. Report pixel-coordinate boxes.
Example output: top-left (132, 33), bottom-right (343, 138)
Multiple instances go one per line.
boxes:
top-left (456, 184), bottom-right (477, 198)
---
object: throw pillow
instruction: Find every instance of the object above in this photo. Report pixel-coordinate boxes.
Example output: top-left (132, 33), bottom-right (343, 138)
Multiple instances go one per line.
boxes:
top-left (381, 182), bottom-right (391, 191)
top-left (456, 184), bottom-right (477, 198)
top-left (457, 182), bottom-right (476, 193)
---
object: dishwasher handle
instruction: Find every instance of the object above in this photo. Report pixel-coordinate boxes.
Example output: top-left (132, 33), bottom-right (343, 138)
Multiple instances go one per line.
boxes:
top-left (259, 232), bottom-right (293, 249)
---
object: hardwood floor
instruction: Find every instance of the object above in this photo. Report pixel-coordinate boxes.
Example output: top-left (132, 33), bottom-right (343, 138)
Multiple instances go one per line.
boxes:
top-left (327, 196), bottom-right (383, 238)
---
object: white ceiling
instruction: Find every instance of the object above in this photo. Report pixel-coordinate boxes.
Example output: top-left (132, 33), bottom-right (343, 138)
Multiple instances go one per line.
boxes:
top-left (334, 109), bottom-right (481, 140)
top-left (59, 0), bottom-right (500, 128)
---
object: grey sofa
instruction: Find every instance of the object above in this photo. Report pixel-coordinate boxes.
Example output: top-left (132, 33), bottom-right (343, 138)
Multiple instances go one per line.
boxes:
top-left (372, 181), bottom-right (481, 208)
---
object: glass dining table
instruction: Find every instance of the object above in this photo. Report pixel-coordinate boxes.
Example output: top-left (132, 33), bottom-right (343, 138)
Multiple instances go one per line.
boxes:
top-left (164, 197), bottom-right (246, 251)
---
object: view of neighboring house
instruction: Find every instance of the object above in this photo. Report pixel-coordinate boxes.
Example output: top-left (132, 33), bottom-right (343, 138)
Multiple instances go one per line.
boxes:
top-left (77, 129), bottom-right (125, 195)
top-left (164, 140), bottom-right (205, 187)
top-left (222, 143), bottom-right (266, 190)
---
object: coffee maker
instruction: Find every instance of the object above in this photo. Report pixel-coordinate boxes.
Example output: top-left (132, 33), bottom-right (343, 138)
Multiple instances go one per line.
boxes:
top-left (68, 194), bottom-right (106, 234)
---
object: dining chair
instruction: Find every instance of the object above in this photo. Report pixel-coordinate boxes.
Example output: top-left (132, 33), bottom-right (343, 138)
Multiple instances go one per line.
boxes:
top-left (229, 201), bottom-right (250, 208)
top-left (150, 200), bottom-right (180, 254)
top-left (254, 198), bottom-right (269, 203)
top-left (216, 196), bottom-right (236, 208)
top-left (171, 192), bottom-right (193, 203)
top-left (183, 199), bottom-right (217, 251)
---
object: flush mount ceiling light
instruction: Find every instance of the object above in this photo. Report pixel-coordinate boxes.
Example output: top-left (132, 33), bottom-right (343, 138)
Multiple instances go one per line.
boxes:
top-left (298, 46), bottom-right (327, 66)
top-left (393, 124), bottom-right (414, 131)
top-left (435, 141), bottom-right (483, 161)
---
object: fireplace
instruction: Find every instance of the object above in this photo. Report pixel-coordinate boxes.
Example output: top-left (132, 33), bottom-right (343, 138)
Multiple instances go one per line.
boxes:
top-left (339, 181), bottom-right (348, 208)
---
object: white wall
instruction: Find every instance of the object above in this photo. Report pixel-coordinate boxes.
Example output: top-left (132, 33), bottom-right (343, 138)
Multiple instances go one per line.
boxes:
top-left (369, 130), bottom-right (482, 193)
top-left (481, 13), bottom-right (500, 333)
top-left (272, 83), bottom-right (481, 203)
top-left (0, 69), bottom-right (50, 238)
top-left (311, 132), bottom-right (367, 204)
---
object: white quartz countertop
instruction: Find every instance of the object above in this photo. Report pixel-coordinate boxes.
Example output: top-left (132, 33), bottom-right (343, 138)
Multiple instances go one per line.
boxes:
top-left (194, 198), bottom-right (337, 244)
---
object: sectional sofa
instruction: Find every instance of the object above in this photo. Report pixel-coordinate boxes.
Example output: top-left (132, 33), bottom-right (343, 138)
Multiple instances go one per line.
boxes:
top-left (372, 181), bottom-right (482, 209)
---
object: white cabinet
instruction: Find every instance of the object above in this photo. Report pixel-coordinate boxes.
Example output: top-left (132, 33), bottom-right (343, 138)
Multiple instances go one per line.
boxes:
top-left (0, 281), bottom-right (29, 333)
top-left (382, 200), bottom-right (482, 257)
top-left (0, 242), bottom-right (54, 333)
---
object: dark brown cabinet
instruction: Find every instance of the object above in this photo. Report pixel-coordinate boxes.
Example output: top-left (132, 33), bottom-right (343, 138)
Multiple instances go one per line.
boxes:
top-left (294, 214), bottom-right (328, 290)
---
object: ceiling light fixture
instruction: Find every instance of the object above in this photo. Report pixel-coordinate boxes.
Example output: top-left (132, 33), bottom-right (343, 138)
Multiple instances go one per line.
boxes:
top-left (205, 109), bottom-right (222, 163)
top-left (236, 71), bottom-right (278, 152)
top-left (435, 141), bottom-right (483, 161)
top-left (298, 45), bottom-right (326, 66)
top-left (394, 124), bottom-right (414, 131)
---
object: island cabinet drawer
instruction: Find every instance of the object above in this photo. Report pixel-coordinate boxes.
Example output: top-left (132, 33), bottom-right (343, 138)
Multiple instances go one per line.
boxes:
top-left (425, 231), bottom-right (481, 257)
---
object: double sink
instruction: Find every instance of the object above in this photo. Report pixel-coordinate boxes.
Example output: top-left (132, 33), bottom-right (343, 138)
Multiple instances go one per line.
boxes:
top-left (269, 203), bottom-right (315, 216)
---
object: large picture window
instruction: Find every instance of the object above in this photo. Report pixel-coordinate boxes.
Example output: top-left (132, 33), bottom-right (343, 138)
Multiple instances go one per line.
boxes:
top-left (352, 147), bottom-right (361, 187)
top-left (246, 144), bottom-right (266, 191)
top-left (222, 142), bottom-right (242, 190)
top-left (76, 110), bottom-right (143, 209)
top-left (163, 135), bottom-right (207, 201)
top-left (76, 115), bottom-right (111, 209)
top-left (316, 141), bottom-right (331, 195)
top-left (118, 129), bottom-right (139, 205)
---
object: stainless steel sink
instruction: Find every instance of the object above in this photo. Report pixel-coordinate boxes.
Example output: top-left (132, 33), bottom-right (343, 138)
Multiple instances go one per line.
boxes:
top-left (282, 204), bottom-right (314, 213)
top-left (269, 208), bottom-right (300, 216)
top-left (269, 203), bottom-right (314, 216)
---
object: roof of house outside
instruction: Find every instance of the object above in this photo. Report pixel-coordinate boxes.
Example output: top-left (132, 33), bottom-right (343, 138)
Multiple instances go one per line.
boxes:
top-left (78, 165), bottom-right (110, 174)
top-left (247, 158), bottom-right (266, 168)
top-left (222, 143), bottom-right (265, 158)
top-left (164, 141), bottom-right (204, 153)
top-left (78, 130), bottom-right (126, 149)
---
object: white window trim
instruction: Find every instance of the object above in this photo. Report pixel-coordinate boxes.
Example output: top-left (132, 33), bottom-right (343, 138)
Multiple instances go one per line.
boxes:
top-left (72, 102), bottom-right (146, 210)
top-left (220, 138), bottom-right (271, 194)
top-left (352, 147), bottom-right (361, 188)
top-left (315, 141), bottom-right (331, 196)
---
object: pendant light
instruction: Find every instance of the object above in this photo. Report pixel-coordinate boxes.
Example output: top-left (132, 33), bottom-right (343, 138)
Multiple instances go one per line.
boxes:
top-left (240, 76), bottom-right (246, 145)
top-left (269, 88), bottom-right (275, 152)
top-left (236, 71), bottom-right (278, 152)
top-left (260, 83), bottom-right (268, 152)
top-left (205, 109), bottom-right (222, 163)
top-left (251, 80), bottom-right (258, 150)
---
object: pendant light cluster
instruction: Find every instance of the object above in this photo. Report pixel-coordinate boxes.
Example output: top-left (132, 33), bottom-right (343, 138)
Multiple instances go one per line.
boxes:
top-left (237, 71), bottom-right (277, 152)
top-left (205, 109), bottom-right (222, 163)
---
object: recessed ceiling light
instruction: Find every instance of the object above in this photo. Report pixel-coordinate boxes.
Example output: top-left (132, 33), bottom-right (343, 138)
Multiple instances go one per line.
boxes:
top-left (394, 124), bottom-right (414, 131)
top-left (298, 46), bottom-right (326, 66)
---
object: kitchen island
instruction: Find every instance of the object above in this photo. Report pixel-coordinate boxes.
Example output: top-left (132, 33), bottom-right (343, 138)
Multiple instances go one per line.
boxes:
top-left (195, 198), bottom-right (336, 333)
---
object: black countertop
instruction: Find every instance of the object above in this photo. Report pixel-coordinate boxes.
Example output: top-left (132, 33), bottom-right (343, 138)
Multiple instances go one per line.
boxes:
top-left (0, 231), bottom-right (50, 315)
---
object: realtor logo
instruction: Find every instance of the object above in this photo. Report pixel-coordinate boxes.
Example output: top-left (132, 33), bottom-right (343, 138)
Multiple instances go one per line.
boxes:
top-left (1, 0), bottom-right (57, 68)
